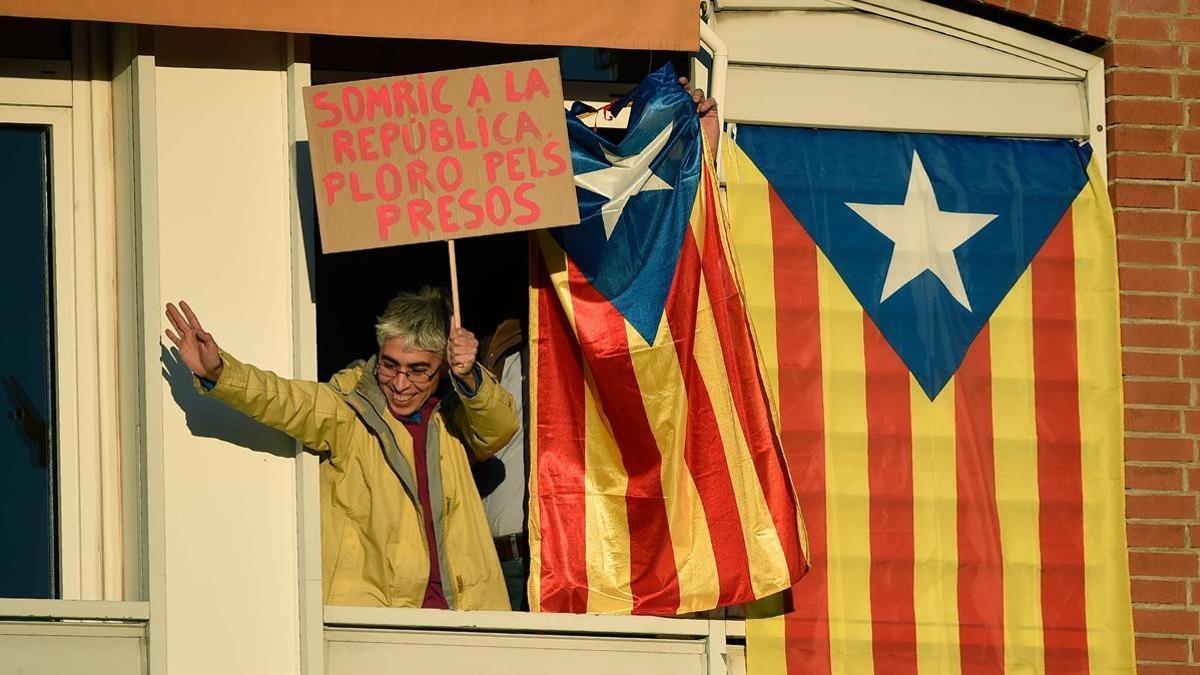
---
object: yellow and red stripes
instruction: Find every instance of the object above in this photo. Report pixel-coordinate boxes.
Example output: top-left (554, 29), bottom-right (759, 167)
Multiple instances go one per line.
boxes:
top-left (953, 329), bottom-right (1005, 675)
top-left (530, 243), bottom-right (589, 613)
top-left (568, 260), bottom-right (682, 614)
top-left (771, 185), bottom-right (833, 675)
top-left (1031, 212), bottom-right (1089, 673)
top-left (701, 171), bottom-right (808, 589)
top-left (723, 139), bottom-right (1135, 675)
top-left (530, 150), bottom-right (807, 616)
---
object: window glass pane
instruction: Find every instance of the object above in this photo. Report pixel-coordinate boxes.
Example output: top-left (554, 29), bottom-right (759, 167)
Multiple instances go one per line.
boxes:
top-left (0, 124), bottom-right (57, 599)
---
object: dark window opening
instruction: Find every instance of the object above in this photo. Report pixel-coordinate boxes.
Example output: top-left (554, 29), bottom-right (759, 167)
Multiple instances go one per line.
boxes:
top-left (0, 124), bottom-right (59, 599)
top-left (314, 233), bottom-right (529, 379)
top-left (306, 38), bottom-right (688, 611)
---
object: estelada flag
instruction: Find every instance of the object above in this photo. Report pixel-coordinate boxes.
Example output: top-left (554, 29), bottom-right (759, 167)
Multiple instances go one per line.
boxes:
top-left (528, 65), bottom-right (809, 616)
top-left (724, 126), bottom-right (1135, 673)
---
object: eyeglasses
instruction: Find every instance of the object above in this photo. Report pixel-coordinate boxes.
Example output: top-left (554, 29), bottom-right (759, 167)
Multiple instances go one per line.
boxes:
top-left (375, 360), bottom-right (438, 385)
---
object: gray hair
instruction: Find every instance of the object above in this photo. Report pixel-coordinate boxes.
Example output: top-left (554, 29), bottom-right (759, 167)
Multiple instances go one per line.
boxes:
top-left (374, 286), bottom-right (451, 351)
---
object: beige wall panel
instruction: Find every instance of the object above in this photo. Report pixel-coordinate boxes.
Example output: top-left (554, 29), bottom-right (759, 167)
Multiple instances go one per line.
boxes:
top-left (0, 58), bottom-right (71, 106)
top-left (152, 29), bottom-right (300, 675)
top-left (715, 10), bottom-right (1074, 79)
top-left (725, 66), bottom-right (1088, 137)
top-left (326, 629), bottom-right (707, 675)
top-left (0, 622), bottom-right (146, 675)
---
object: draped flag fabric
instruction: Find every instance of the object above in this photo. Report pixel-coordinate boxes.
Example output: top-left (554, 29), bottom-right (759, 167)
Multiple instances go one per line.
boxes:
top-left (528, 65), bottom-right (809, 616)
top-left (724, 126), bottom-right (1136, 674)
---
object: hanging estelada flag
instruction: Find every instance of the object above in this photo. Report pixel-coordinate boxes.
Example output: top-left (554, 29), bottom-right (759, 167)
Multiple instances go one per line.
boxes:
top-left (528, 65), bottom-right (809, 616)
top-left (724, 126), bottom-right (1135, 674)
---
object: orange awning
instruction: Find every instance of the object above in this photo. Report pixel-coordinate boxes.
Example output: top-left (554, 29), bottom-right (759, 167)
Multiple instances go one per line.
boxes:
top-left (0, 0), bottom-right (698, 51)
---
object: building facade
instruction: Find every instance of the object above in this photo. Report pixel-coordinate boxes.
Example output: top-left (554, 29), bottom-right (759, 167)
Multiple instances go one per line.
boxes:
top-left (0, 0), bottom-right (1185, 672)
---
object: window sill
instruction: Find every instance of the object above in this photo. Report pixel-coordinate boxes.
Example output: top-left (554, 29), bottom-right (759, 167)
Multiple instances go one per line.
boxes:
top-left (0, 598), bottom-right (149, 622)
top-left (324, 605), bottom-right (747, 638)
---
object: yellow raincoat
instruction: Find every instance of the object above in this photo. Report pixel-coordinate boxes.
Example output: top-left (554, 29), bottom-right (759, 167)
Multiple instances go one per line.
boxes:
top-left (201, 350), bottom-right (518, 609)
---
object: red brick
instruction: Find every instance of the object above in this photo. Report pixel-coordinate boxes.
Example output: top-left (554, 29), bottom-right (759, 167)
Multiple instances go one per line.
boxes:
top-left (1119, 266), bottom-right (1190, 293)
top-left (1190, 101), bottom-right (1200, 125)
top-left (1120, 238), bottom-right (1179, 264)
top-left (1183, 297), bottom-right (1200, 321)
top-left (1180, 186), bottom-right (1200, 212)
top-left (1126, 409), bottom-right (1182, 434)
top-left (1125, 380), bottom-right (1191, 406)
top-left (1135, 608), bottom-right (1199, 635)
top-left (1180, 75), bottom-right (1200, 101)
top-left (1185, 409), bottom-right (1200, 434)
top-left (1130, 551), bottom-right (1197, 577)
top-left (1128, 523), bottom-right (1188, 548)
top-left (1138, 664), bottom-right (1200, 675)
top-left (1117, 0), bottom-right (1180, 11)
top-left (1127, 465), bottom-right (1185, 491)
top-left (1112, 154), bottom-right (1188, 181)
top-left (1124, 351), bottom-right (1181, 376)
top-left (1190, 157), bottom-right (1200, 182)
top-left (1115, 16), bottom-right (1173, 40)
top-left (1112, 182), bottom-right (1176, 208)
top-left (1110, 124), bottom-right (1174, 151)
top-left (1131, 579), bottom-right (1188, 606)
top-left (1177, 18), bottom-right (1200, 42)
top-left (1121, 294), bottom-right (1180, 320)
top-left (1189, 468), bottom-right (1200, 490)
top-left (1188, 46), bottom-right (1200, 69)
top-left (1061, 0), bottom-right (1087, 30)
top-left (1110, 41), bottom-right (1181, 68)
top-left (1009, 0), bottom-right (1035, 14)
top-left (1032, 0), bottom-right (1060, 21)
top-left (1135, 636), bottom-right (1190, 662)
top-left (1109, 99), bottom-right (1185, 126)
top-left (1127, 493), bottom-right (1197, 520)
top-left (1122, 323), bottom-right (1191, 349)
top-left (1126, 436), bottom-right (1193, 462)
top-left (1178, 130), bottom-right (1200, 154)
top-left (1182, 242), bottom-right (1200, 266)
top-left (1183, 354), bottom-right (1200, 377)
top-left (1087, 0), bottom-right (1114, 37)
top-left (1116, 210), bottom-right (1187, 237)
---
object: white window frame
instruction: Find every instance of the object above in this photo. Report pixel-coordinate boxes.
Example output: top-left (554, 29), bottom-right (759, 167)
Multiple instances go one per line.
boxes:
top-left (0, 22), bottom-right (134, 608)
top-left (707, 0), bottom-right (1107, 173)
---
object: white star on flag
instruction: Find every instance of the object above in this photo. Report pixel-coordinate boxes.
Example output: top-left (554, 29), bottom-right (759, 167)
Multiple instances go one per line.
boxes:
top-left (846, 150), bottom-right (997, 311)
top-left (574, 122), bottom-right (675, 240)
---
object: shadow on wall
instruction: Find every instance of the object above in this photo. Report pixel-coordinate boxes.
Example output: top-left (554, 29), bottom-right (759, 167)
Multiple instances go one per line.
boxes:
top-left (160, 343), bottom-right (299, 459)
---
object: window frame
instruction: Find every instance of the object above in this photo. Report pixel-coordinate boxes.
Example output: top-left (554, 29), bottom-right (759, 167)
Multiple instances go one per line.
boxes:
top-left (285, 35), bottom-right (745, 675)
top-left (0, 22), bottom-right (134, 606)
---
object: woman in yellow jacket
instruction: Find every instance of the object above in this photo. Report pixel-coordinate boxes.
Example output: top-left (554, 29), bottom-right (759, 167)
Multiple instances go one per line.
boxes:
top-left (164, 288), bottom-right (518, 610)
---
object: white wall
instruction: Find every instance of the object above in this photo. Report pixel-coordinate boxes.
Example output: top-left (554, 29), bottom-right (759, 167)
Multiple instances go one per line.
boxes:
top-left (150, 28), bottom-right (301, 675)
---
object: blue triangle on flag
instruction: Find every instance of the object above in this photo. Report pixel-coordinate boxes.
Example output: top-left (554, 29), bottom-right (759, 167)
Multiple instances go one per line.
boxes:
top-left (736, 126), bottom-right (1091, 399)
top-left (555, 63), bottom-right (701, 346)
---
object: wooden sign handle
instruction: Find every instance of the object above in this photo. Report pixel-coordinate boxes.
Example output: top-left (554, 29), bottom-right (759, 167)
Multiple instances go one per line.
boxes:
top-left (447, 240), bottom-right (462, 327)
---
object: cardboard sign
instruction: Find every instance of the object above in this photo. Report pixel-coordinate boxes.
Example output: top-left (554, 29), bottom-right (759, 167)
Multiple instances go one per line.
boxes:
top-left (303, 59), bottom-right (579, 253)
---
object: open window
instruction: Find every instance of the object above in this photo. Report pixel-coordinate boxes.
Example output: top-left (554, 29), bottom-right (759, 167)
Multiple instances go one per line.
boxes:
top-left (305, 35), bottom-right (689, 609)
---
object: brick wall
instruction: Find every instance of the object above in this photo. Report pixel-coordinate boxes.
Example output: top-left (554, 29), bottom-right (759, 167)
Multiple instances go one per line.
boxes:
top-left (973, 0), bottom-right (1199, 670)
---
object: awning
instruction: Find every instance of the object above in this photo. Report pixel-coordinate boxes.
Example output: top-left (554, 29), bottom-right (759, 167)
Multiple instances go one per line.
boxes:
top-left (0, 0), bottom-right (698, 51)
